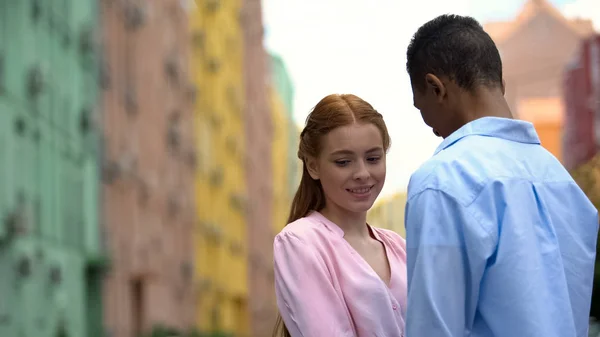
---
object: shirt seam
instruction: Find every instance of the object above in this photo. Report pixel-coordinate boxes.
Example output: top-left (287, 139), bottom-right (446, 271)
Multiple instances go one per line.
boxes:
top-left (410, 179), bottom-right (579, 240)
top-left (409, 174), bottom-right (577, 205)
top-left (409, 187), bottom-right (496, 240)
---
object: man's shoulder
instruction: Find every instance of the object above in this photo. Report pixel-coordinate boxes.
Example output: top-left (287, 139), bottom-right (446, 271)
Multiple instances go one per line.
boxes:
top-left (406, 151), bottom-right (484, 205)
top-left (407, 139), bottom-right (574, 203)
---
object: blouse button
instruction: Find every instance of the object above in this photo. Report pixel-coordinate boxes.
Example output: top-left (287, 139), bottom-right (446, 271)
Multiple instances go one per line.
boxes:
top-left (392, 304), bottom-right (397, 310)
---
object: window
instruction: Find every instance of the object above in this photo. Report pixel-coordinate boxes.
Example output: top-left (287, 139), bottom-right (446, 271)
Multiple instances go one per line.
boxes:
top-left (198, 120), bottom-right (211, 174)
top-left (131, 278), bottom-right (145, 336)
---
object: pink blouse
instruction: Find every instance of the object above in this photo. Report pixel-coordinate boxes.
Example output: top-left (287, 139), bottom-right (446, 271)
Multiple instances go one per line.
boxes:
top-left (274, 211), bottom-right (407, 337)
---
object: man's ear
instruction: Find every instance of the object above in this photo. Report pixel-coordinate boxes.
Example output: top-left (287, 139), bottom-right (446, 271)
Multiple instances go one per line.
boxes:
top-left (305, 157), bottom-right (320, 180)
top-left (425, 73), bottom-right (446, 103)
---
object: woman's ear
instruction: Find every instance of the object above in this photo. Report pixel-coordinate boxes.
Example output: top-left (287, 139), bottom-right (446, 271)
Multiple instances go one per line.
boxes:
top-left (305, 157), bottom-right (320, 180)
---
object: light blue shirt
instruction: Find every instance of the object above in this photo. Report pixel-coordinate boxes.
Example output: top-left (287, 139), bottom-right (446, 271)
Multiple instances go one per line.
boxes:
top-left (405, 117), bottom-right (598, 337)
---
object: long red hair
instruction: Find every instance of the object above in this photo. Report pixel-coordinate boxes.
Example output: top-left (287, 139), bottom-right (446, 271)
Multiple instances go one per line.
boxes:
top-left (272, 93), bottom-right (391, 337)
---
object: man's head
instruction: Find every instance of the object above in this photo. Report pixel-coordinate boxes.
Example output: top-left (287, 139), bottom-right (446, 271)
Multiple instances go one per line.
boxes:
top-left (407, 14), bottom-right (505, 138)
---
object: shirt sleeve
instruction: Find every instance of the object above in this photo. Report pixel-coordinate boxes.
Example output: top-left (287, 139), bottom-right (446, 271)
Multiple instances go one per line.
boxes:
top-left (404, 189), bottom-right (496, 337)
top-left (274, 233), bottom-right (355, 337)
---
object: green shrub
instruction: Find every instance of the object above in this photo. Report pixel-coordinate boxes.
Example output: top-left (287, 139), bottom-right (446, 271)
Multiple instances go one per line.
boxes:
top-left (140, 324), bottom-right (234, 337)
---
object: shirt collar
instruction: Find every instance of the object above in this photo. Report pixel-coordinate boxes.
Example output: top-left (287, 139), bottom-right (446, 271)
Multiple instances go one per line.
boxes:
top-left (434, 116), bottom-right (541, 155)
top-left (310, 211), bottom-right (383, 240)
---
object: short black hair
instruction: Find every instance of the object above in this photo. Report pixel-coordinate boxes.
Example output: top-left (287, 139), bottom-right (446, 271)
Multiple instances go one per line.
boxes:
top-left (406, 14), bottom-right (503, 92)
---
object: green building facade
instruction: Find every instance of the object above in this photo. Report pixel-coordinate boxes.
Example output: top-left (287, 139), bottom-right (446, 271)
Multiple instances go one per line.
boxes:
top-left (269, 52), bottom-right (299, 195)
top-left (0, 1), bottom-right (104, 336)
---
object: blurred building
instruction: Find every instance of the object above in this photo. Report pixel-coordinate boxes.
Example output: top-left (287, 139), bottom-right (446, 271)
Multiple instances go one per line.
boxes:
top-left (99, 1), bottom-right (196, 336)
top-left (484, 0), bottom-right (595, 162)
top-left (367, 193), bottom-right (408, 237)
top-left (269, 51), bottom-right (300, 234)
top-left (0, 2), bottom-right (104, 337)
top-left (240, 0), bottom-right (278, 335)
top-left (563, 35), bottom-right (600, 171)
top-left (189, 0), bottom-right (250, 335)
top-left (562, 35), bottom-right (600, 305)
top-left (269, 53), bottom-right (300, 202)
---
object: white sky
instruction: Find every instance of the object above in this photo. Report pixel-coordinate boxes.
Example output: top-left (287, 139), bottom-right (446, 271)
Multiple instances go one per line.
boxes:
top-left (262, 0), bottom-right (599, 197)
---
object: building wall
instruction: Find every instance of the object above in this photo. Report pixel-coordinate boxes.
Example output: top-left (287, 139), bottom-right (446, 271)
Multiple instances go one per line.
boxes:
top-left (241, 0), bottom-right (277, 335)
top-left (288, 130), bottom-right (301, 202)
top-left (536, 122), bottom-right (564, 161)
top-left (484, 0), bottom-right (594, 161)
top-left (269, 52), bottom-right (298, 233)
top-left (291, 124), bottom-right (303, 201)
top-left (562, 35), bottom-right (600, 170)
top-left (269, 53), bottom-right (300, 200)
top-left (271, 87), bottom-right (291, 233)
top-left (100, 1), bottom-right (196, 336)
top-left (189, 0), bottom-right (249, 335)
top-left (0, 2), bottom-right (103, 337)
top-left (497, 10), bottom-right (577, 160)
top-left (269, 54), bottom-right (294, 118)
top-left (367, 193), bottom-right (408, 238)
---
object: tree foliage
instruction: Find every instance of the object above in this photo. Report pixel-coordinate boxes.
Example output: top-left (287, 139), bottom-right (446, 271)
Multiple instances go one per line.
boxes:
top-left (570, 155), bottom-right (600, 318)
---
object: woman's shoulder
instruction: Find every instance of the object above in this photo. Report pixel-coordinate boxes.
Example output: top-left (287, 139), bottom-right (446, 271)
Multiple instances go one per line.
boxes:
top-left (275, 212), bottom-right (336, 247)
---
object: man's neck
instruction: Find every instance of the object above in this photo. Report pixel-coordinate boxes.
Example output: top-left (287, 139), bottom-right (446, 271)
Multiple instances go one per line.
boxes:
top-left (466, 86), bottom-right (513, 120)
top-left (446, 87), bottom-right (513, 138)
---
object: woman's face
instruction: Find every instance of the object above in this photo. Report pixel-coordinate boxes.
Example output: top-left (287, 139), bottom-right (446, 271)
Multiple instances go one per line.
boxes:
top-left (307, 122), bottom-right (386, 215)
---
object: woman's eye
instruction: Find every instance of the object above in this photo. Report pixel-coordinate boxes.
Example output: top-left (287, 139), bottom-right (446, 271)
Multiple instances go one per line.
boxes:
top-left (367, 157), bottom-right (381, 163)
top-left (335, 160), bottom-right (350, 166)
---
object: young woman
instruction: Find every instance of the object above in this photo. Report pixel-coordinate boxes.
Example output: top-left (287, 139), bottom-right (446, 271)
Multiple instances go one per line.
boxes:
top-left (273, 94), bottom-right (407, 337)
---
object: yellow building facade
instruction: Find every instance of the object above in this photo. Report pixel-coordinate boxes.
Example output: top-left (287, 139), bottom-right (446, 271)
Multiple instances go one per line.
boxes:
top-left (189, 1), bottom-right (249, 335)
top-left (269, 52), bottom-right (299, 234)
top-left (367, 193), bottom-right (408, 237)
top-left (270, 88), bottom-right (292, 233)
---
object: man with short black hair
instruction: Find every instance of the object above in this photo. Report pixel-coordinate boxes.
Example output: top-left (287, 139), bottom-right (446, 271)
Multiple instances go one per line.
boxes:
top-left (404, 14), bottom-right (598, 337)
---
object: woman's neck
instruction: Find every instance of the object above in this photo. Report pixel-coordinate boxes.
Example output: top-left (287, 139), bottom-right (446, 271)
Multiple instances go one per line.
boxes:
top-left (320, 204), bottom-right (370, 239)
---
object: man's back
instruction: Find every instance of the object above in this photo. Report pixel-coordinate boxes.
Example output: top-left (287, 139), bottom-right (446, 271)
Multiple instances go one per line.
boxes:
top-left (405, 117), bottom-right (598, 337)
